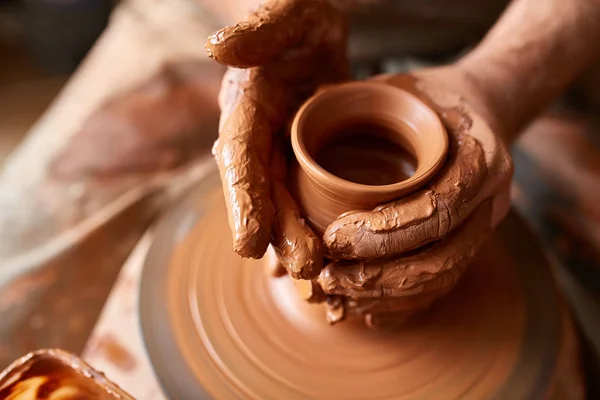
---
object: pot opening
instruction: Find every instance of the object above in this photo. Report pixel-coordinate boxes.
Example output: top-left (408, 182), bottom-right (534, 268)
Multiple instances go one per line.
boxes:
top-left (313, 119), bottom-right (417, 186)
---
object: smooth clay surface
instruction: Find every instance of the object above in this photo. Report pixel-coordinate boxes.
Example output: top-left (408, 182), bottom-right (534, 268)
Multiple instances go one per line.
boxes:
top-left (315, 125), bottom-right (416, 186)
top-left (139, 172), bottom-right (584, 400)
top-left (291, 81), bottom-right (447, 233)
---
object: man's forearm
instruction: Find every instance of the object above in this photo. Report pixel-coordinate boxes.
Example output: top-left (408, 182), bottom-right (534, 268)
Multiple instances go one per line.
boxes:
top-left (459, 0), bottom-right (600, 144)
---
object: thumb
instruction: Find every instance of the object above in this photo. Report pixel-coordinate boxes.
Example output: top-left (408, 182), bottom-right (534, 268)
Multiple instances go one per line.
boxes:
top-left (206, 0), bottom-right (344, 68)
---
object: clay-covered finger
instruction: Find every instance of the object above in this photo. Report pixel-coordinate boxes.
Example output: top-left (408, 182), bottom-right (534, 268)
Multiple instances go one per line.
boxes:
top-left (318, 200), bottom-right (493, 298)
top-left (206, 0), bottom-right (345, 68)
top-left (269, 140), bottom-right (322, 279)
top-left (271, 181), bottom-right (324, 280)
top-left (324, 131), bottom-right (489, 259)
top-left (214, 68), bottom-right (291, 258)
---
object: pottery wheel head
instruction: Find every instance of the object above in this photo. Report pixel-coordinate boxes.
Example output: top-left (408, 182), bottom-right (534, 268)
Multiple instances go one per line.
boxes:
top-left (140, 166), bottom-right (571, 400)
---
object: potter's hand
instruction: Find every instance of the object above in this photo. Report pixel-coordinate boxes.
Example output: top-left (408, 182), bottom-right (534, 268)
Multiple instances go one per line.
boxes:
top-left (318, 70), bottom-right (513, 302)
top-left (317, 0), bottom-right (600, 322)
top-left (206, 0), bottom-right (348, 279)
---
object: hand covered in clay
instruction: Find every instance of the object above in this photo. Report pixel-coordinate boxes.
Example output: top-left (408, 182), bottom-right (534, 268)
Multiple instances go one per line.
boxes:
top-left (206, 0), bottom-right (348, 279)
top-left (207, 0), bottom-right (512, 322)
top-left (206, 0), bottom-right (600, 327)
top-left (317, 67), bottom-right (512, 314)
top-left (315, 71), bottom-right (513, 322)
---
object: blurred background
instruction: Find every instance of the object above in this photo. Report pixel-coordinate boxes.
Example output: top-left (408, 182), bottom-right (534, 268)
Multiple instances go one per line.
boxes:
top-left (0, 0), bottom-right (112, 164)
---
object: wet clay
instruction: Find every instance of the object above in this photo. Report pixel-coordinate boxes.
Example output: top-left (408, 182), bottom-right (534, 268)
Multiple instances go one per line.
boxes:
top-left (315, 122), bottom-right (416, 186)
top-left (291, 81), bottom-right (448, 235)
top-left (207, 0), bottom-right (348, 261)
top-left (285, 75), bottom-right (505, 323)
top-left (204, 0), bottom-right (600, 316)
top-left (320, 76), bottom-right (497, 261)
top-left (0, 350), bottom-right (132, 400)
top-left (140, 178), bottom-right (584, 399)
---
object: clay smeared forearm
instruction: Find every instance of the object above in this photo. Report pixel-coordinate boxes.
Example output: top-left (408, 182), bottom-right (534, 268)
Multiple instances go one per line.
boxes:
top-left (458, 0), bottom-right (600, 143)
top-left (319, 201), bottom-right (492, 299)
top-left (324, 125), bottom-right (488, 260)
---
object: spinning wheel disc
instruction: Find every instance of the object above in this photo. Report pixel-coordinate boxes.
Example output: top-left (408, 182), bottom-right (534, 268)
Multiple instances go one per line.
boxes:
top-left (140, 168), bottom-right (578, 399)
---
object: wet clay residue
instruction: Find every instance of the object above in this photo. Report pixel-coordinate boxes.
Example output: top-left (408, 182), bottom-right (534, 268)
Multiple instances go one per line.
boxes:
top-left (270, 181), bottom-right (324, 280)
top-left (206, 0), bottom-right (348, 265)
top-left (323, 76), bottom-right (492, 261)
top-left (205, 0), bottom-right (513, 326)
top-left (0, 354), bottom-right (119, 400)
top-left (300, 76), bottom-right (500, 323)
top-left (316, 122), bottom-right (416, 185)
top-left (318, 200), bottom-right (492, 300)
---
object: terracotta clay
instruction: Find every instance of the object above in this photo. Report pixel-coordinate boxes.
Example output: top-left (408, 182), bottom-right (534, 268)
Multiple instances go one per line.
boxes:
top-left (283, 71), bottom-right (505, 322)
top-left (291, 81), bottom-right (448, 234)
top-left (207, 0), bottom-right (348, 274)
top-left (142, 0), bottom-right (596, 394)
top-left (139, 173), bottom-right (584, 399)
top-left (0, 349), bottom-right (133, 400)
top-left (207, 0), bottom-right (600, 325)
top-left (315, 131), bottom-right (416, 186)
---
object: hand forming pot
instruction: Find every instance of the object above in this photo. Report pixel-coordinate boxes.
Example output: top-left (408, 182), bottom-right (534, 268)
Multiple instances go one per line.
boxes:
top-left (291, 81), bottom-right (448, 234)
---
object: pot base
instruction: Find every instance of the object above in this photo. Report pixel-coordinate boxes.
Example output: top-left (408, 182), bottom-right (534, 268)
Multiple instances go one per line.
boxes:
top-left (139, 169), bottom-right (583, 399)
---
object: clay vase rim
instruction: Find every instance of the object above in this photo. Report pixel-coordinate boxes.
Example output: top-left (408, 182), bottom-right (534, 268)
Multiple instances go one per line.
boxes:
top-left (291, 81), bottom-right (449, 199)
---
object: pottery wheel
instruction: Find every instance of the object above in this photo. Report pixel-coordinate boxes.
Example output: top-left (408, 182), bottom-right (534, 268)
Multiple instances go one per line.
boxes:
top-left (140, 166), bottom-right (575, 400)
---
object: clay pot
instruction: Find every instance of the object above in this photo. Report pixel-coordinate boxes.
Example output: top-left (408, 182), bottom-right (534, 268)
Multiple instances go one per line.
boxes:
top-left (291, 81), bottom-right (448, 233)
